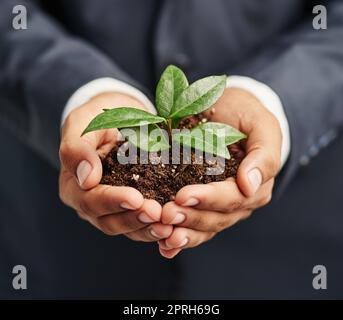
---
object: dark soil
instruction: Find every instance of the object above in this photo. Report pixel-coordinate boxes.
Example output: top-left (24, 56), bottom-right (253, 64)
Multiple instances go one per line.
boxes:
top-left (100, 115), bottom-right (246, 205)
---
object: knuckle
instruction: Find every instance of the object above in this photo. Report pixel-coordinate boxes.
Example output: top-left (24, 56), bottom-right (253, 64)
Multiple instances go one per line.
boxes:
top-left (204, 194), bottom-right (221, 211)
top-left (226, 201), bottom-right (243, 212)
top-left (190, 214), bottom-right (204, 230)
top-left (99, 186), bottom-right (115, 212)
top-left (79, 197), bottom-right (93, 216)
top-left (213, 219), bottom-right (227, 233)
top-left (120, 216), bottom-right (138, 231)
top-left (207, 197), bottom-right (218, 209)
top-left (98, 220), bottom-right (120, 236)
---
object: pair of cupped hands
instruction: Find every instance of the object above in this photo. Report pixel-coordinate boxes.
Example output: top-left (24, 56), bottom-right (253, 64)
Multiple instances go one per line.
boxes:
top-left (59, 88), bottom-right (282, 259)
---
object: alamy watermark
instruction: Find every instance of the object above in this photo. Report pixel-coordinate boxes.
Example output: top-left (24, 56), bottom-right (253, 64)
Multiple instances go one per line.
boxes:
top-left (8, 263), bottom-right (329, 292)
top-left (116, 126), bottom-right (228, 176)
top-left (12, 5), bottom-right (27, 30)
top-left (11, 4), bottom-right (328, 31)
top-left (12, 265), bottom-right (27, 290)
top-left (313, 5), bottom-right (327, 30)
top-left (312, 265), bottom-right (327, 290)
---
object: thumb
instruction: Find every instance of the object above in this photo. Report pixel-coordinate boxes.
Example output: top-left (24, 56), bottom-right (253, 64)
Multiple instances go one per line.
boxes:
top-left (59, 134), bottom-right (103, 190)
top-left (236, 120), bottom-right (282, 197)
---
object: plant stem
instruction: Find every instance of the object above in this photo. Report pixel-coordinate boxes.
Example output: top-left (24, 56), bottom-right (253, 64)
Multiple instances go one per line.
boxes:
top-left (166, 118), bottom-right (172, 136)
top-left (162, 118), bottom-right (173, 143)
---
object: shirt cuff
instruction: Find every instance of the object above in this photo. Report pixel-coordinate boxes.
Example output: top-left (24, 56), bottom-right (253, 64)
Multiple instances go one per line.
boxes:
top-left (227, 75), bottom-right (291, 168)
top-left (61, 77), bottom-right (156, 125)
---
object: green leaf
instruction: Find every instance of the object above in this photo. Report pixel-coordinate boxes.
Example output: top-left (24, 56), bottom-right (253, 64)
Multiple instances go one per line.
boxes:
top-left (155, 65), bottom-right (189, 117)
top-left (170, 75), bottom-right (227, 119)
top-left (121, 124), bottom-right (170, 152)
top-left (173, 128), bottom-right (231, 159)
top-left (200, 122), bottom-right (247, 145)
top-left (82, 108), bottom-right (165, 136)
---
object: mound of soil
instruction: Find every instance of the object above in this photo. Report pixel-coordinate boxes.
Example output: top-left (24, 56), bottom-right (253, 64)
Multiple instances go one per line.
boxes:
top-left (100, 115), bottom-right (245, 205)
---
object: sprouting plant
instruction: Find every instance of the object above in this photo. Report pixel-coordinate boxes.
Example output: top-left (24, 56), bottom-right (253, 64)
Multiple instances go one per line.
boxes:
top-left (82, 65), bottom-right (246, 159)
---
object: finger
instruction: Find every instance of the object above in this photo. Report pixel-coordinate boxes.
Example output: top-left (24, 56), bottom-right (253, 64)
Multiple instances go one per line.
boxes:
top-left (162, 202), bottom-right (252, 232)
top-left (60, 112), bottom-right (118, 190)
top-left (174, 179), bottom-right (274, 212)
top-left (160, 227), bottom-right (216, 250)
top-left (95, 199), bottom-right (162, 236)
top-left (125, 223), bottom-right (173, 242)
top-left (158, 247), bottom-right (182, 259)
top-left (60, 172), bottom-right (144, 217)
top-left (174, 179), bottom-right (246, 212)
top-left (237, 113), bottom-right (282, 197)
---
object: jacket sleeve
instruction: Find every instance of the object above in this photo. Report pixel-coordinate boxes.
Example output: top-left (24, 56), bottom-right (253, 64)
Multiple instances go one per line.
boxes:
top-left (234, 0), bottom-right (343, 187)
top-left (0, 0), bottom-right (145, 168)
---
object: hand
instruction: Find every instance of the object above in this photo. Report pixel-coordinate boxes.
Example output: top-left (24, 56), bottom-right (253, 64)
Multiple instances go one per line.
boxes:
top-left (158, 88), bottom-right (282, 258)
top-left (59, 92), bottom-right (173, 241)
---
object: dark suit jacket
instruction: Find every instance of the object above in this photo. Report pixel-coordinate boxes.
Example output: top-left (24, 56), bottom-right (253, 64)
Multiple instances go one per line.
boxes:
top-left (0, 0), bottom-right (342, 299)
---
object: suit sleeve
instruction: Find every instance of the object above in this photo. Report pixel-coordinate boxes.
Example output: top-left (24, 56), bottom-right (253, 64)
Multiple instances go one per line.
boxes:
top-left (235, 0), bottom-right (343, 187)
top-left (0, 0), bottom-right (145, 168)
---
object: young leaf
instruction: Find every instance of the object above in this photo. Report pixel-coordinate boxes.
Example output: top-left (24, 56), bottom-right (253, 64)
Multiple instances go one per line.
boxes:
top-left (82, 108), bottom-right (165, 136)
top-left (200, 122), bottom-right (247, 145)
top-left (155, 65), bottom-right (189, 117)
top-left (173, 128), bottom-right (231, 159)
top-left (121, 124), bottom-right (170, 152)
top-left (170, 75), bottom-right (227, 119)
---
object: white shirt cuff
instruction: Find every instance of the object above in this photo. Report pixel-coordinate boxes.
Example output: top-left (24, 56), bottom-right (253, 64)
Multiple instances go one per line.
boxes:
top-left (227, 76), bottom-right (291, 168)
top-left (61, 77), bottom-right (156, 125)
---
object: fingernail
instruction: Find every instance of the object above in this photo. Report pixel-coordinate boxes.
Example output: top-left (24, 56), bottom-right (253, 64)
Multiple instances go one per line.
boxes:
top-left (178, 238), bottom-right (189, 248)
top-left (170, 213), bottom-right (186, 225)
top-left (248, 168), bottom-right (262, 195)
top-left (138, 212), bottom-right (155, 224)
top-left (76, 160), bottom-right (92, 187)
top-left (150, 228), bottom-right (161, 239)
top-left (120, 202), bottom-right (136, 210)
top-left (182, 198), bottom-right (199, 207)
